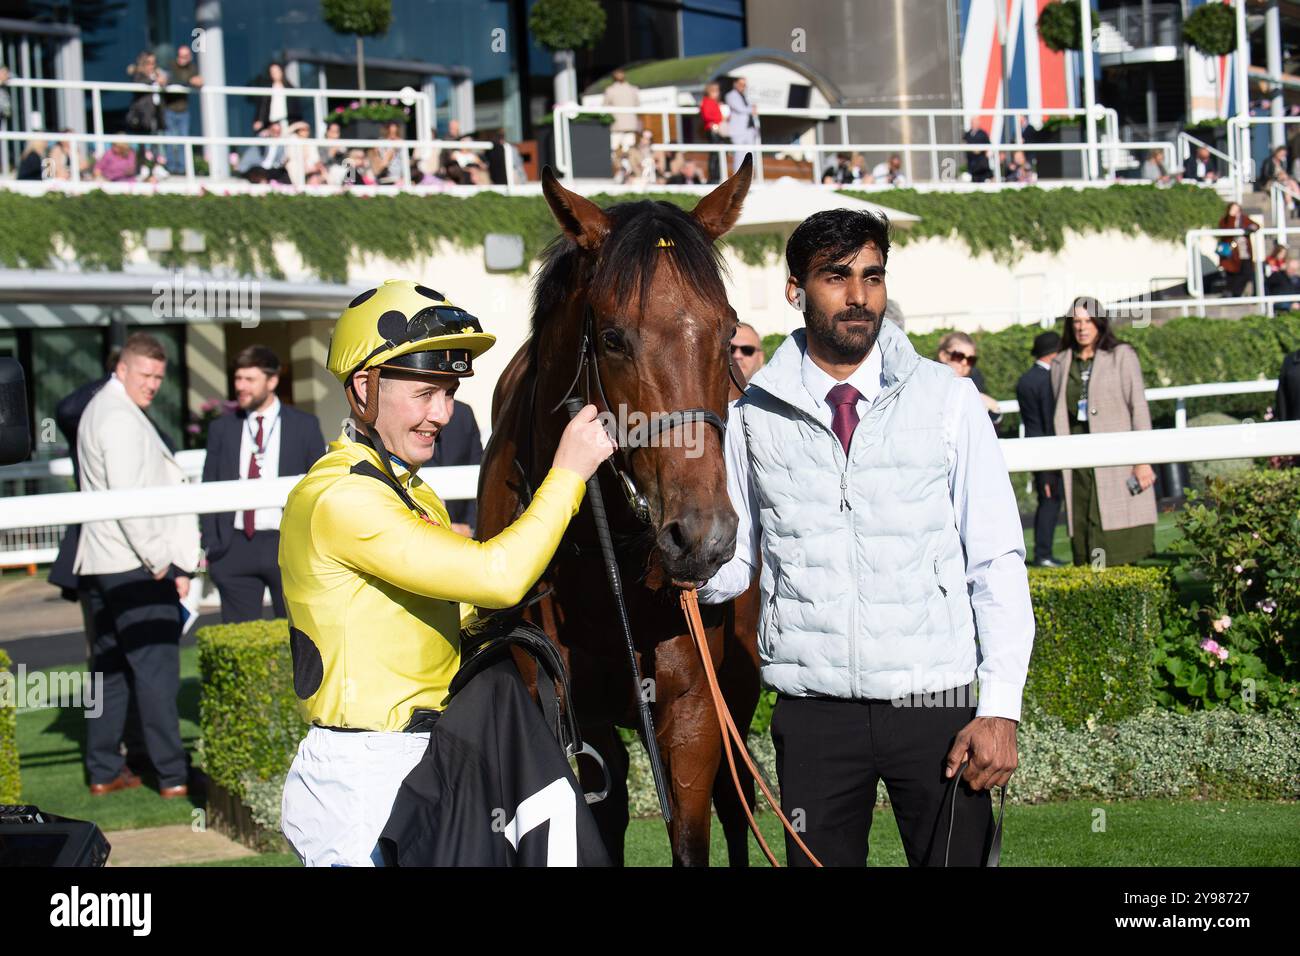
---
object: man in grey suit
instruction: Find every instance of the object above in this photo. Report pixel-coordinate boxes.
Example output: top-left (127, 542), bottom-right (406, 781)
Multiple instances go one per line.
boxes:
top-left (725, 76), bottom-right (759, 177)
top-left (75, 332), bottom-right (201, 798)
top-left (201, 345), bottom-right (325, 622)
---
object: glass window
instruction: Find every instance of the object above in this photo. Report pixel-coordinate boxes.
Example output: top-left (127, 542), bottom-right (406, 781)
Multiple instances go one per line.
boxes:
top-left (682, 10), bottom-right (744, 57)
top-left (30, 328), bottom-right (106, 460)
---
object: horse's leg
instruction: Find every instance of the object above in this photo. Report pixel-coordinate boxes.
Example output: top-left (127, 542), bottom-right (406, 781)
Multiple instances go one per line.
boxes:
top-left (711, 584), bottom-right (762, 866)
top-left (579, 721), bottom-right (630, 866)
top-left (652, 632), bottom-right (723, 867)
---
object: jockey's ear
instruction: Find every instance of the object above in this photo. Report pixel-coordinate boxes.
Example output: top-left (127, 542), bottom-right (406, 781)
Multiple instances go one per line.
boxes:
top-left (541, 165), bottom-right (611, 251)
top-left (690, 153), bottom-right (752, 241)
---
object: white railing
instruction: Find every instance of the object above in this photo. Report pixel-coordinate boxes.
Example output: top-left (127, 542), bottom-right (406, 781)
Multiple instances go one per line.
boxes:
top-left (996, 378), bottom-right (1279, 430)
top-left (557, 103), bottom-right (1130, 185)
top-left (2, 428), bottom-right (1297, 566)
top-left (1176, 131), bottom-right (1236, 181)
top-left (1225, 113), bottom-right (1300, 202)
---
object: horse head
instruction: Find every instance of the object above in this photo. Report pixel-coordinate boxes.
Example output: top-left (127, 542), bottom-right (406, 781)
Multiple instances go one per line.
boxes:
top-left (533, 156), bottom-right (753, 588)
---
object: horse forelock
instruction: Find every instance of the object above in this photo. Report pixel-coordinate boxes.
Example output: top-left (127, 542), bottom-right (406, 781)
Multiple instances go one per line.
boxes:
top-left (530, 199), bottom-right (731, 337)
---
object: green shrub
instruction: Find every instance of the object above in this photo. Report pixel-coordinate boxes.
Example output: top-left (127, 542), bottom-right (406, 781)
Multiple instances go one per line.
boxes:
top-left (626, 709), bottom-right (1300, 813)
top-left (1023, 565), bottom-right (1169, 726)
top-left (0, 649), bottom-right (18, 803)
top-left (1183, 2), bottom-right (1239, 56)
top-left (197, 620), bottom-right (306, 799)
top-left (1170, 469), bottom-right (1300, 703)
top-left (1038, 1), bottom-right (1094, 53)
top-left (1185, 412), bottom-right (1255, 490)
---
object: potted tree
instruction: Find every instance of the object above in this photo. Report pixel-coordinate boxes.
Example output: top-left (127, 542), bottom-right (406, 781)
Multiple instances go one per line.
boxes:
top-left (320, 0), bottom-right (392, 91)
top-left (530, 0), bottom-right (609, 175)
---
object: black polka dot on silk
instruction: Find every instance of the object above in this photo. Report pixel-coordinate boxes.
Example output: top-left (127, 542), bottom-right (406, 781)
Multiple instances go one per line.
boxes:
top-left (349, 287), bottom-right (378, 309)
top-left (377, 310), bottom-right (409, 342)
top-left (414, 285), bottom-right (445, 301)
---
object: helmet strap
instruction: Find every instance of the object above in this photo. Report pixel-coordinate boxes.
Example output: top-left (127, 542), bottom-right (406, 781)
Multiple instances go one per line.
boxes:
top-left (345, 368), bottom-right (404, 486)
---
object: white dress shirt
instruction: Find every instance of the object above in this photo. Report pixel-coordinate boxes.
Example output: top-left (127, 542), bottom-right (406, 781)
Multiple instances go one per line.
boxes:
top-left (697, 346), bottom-right (1035, 721)
top-left (237, 397), bottom-right (283, 532)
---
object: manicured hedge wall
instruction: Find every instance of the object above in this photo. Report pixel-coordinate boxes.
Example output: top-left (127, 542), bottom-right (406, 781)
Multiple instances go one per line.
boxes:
top-left (0, 649), bottom-right (18, 804)
top-left (0, 183), bottom-right (1223, 283)
top-left (197, 620), bottom-right (305, 800)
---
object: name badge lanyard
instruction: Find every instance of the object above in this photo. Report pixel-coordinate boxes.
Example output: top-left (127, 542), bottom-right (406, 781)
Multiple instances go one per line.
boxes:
top-left (1076, 359), bottom-right (1093, 423)
top-left (247, 412), bottom-right (280, 474)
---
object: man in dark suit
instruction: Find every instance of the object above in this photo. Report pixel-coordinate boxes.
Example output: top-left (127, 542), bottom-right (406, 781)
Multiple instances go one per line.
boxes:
top-left (1015, 331), bottom-right (1064, 567)
top-left (1181, 145), bottom-right (1217, 183)
top-left (429, 399), bottom-right (483, 536)
top-left (1278, 348), bottom-right (1300, 422)
top-left (200, 345), bottom-right (325, 622)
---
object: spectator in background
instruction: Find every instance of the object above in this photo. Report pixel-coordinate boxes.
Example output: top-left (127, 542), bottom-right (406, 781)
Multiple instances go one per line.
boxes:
top-left (603, 68), bottom-right (641, 173)
top-left (1140, 149), bottom-right (1170, 184)
top-left (16, 138), bottom-right (46, 180)
top-left (94, 140), bottom-right (138, 182)
top-left (1218, 200), bottom-right (1260, 299)
top-left (729, 322), bottom-right (765, 387)
top-left (937, 331), bottom-right (1001, 421)
top-left (871, 153), bottom-right (908, 186)
top-left (253, 62), bottom-right (300, 132)
top-left (47, 131), bottom-right (89, 180)
top-left (341, 147), bottom-right (375, 186)
top-left (200, 346), bottom-right (326, 622)
top-left (699, 81), bottom-right (727, 182)
top-left (1259, 145), bottom-right (1288, 192)
top-left (428, 400), bottom-right (483, 537)
top-left (1265, 242), bottom-right (1289, 277)
top-left (725, 76), bottom-right (759, 176)
top-left (823, 152), bottom-right (854, 185)
top-left (666, 158), bottom-right (705, 185)
top-left (1015, 331), bottom-right (1064, 567)
top-left (162, 43), bottom-right (202, 174)
top-left (1265, 257), bottom-right (1300, 311)
top-left (486, 128), bottom-right (523, 185)
top-left (1004, 150), bottom-right (1036, 183)
top-left (963, 123), bottom-right (992, 182)
top-left (286, 120), bottom-right (325, 186)
top-left (240, 121), bottom-right (292, 184)
top-left (369, 121), bottom-right (405, 185)
top-left (1276, 347), bottom-right (1300, 422)
top-left (1181, 145), bottom-right (1217, 183)
top-left (75, 332), bottom-right (200, 799)
top-left (623, 128), bottom-right (663, 184)
top-left (125, 51), bottom-right (166, 144)
top-left (1050, 297), bottom-right (1157, 568)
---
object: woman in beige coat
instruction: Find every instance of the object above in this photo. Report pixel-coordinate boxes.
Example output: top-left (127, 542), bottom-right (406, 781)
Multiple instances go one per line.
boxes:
top-left (1051, 297), bottom-right (1158, 566)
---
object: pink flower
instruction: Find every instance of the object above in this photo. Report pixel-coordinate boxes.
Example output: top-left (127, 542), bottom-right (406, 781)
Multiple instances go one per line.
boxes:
top-left (1233, 564), bottom-right (1244, 574)
top-left (334, 106), bottom-right (344, 113)
top-left (186, 423), bottom-right (201, 434)
top-left (1252, 532), bottom-right (1260, 540)
top-left (1211, 615), bottom-right (1232, 633)
top-left (350, 101), bottom-right (360, 109)
top-left (1258, 598), bottom-right (1277, 614)
top-left (1200, 637), bottom-right (1222, 655)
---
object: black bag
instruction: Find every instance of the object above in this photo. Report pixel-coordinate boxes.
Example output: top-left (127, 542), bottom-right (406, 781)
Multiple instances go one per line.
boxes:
top-left (124, 95), bottom-right (158, 133)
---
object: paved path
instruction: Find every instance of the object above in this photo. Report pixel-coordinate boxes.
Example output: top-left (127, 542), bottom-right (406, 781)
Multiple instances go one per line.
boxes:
top-left (105, 824), bottom-right (257, 867)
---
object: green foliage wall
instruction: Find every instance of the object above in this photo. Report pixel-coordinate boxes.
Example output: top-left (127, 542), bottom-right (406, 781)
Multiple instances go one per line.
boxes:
top-left (0, 649), bottom-right (18, 804)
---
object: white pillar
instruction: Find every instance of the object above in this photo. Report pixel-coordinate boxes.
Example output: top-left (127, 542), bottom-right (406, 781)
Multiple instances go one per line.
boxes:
top-left (1080, 0), bottom-right (1098, 179)
top-left (1267, 0), bottom-right (1284, 149)
top-left (195, 0), bottom-right (231, 179)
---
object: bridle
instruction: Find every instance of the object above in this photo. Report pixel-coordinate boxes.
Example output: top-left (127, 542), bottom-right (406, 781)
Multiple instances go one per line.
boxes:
top-left (546, 301), bottom-right (747, 525)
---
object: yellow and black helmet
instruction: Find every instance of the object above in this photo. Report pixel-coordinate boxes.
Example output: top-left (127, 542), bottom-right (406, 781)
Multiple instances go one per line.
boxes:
top-left (327, 279), bottom-right (496, 384)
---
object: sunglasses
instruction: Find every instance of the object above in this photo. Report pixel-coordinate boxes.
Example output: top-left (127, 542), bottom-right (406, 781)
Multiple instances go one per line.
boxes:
top-left (731, 344), bottom-right (758, 357)
top-left (943, 349), bottom-right (978, 366)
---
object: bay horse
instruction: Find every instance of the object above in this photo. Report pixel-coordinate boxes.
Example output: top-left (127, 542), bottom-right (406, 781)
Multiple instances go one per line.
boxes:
top-left (475, 158), bottom-right (762, 866)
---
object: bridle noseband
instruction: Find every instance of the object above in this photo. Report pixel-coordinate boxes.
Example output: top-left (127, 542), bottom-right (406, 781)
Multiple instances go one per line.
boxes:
top-left (548, 302), bottom-right (746, 525)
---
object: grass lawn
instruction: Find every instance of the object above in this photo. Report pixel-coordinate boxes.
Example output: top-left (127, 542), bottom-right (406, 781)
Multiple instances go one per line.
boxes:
top-left (185, 798), bottom-right (1299, 867)
top-left (15, 647), bottom-right (204, 831)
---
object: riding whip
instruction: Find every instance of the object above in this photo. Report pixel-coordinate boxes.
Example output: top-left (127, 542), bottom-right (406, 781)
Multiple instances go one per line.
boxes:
top-left (564, 397), bottom-right (674, 825)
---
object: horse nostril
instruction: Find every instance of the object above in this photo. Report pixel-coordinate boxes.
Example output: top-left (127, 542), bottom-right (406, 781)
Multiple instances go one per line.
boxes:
top-left (662, 520), bottom-right (690, 557)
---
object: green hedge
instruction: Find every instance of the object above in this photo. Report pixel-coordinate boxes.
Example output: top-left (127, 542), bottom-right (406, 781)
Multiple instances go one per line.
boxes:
top-left (0, 184), bottom-right (1223, 283)
top-left (197, 620), bottom-right (306, 800)
top-left (766, 314), bottom-right (1300, 427)
top-left (0, 649), bottom-right (18, 804)
top-left (1023, 566), bottom-right (1169, 726)
top-left (624, 708), bottom-right (1300, 814)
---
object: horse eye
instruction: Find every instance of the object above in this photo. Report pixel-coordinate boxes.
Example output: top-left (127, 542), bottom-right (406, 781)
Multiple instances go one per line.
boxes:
top-left (600, 328), bottom-right (626, 353)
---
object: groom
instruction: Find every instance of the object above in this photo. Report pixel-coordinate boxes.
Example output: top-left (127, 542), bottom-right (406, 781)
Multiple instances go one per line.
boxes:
top-left (696, 209), bottom-right (1034, 866)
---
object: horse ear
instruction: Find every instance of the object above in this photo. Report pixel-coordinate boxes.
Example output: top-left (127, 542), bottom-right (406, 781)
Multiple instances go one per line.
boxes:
top-left (541, 165), bottom-right (611, 251)
top-left (690, 153), bottom-right (753, 241)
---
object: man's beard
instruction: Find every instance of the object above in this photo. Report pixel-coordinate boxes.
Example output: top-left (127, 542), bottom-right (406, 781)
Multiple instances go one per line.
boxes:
top-left (806, 302), bottom-right (883, 363)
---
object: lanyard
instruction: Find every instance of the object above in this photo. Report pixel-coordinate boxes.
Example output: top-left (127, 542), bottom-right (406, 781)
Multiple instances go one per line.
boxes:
top-left (245, 410), bottom-right (279, 461)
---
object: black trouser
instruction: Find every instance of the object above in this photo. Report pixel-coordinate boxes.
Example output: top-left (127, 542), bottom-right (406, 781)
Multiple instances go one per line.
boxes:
top-left (209, 530), bottom-right (285, 624)
top-left (771, 684), bottom-right (993, 867)
top-left (1032, 470), bottom-right (1064, 563)
top-left (83, 566), bottom-right (187, 788)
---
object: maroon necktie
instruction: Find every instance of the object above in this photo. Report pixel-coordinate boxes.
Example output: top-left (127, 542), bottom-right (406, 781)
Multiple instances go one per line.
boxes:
top-left (828, 383), bottom-right (862, 455)
top-left (243, 414), bottom-right (264, 539)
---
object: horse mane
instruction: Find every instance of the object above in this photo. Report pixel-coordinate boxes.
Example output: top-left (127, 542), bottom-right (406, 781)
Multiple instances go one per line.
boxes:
top-left (530, 199), bottom-right (731, 335)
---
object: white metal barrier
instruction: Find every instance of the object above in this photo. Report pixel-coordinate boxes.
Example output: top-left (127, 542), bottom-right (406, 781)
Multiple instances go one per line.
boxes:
top-left (994, 379), bottom-right (1278, 428)
top-left (557, 103), bottom-right (1131, 185)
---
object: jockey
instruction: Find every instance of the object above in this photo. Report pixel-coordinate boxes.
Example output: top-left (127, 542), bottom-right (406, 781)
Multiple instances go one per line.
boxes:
top-left (278, 279), bottom-right (613, 866)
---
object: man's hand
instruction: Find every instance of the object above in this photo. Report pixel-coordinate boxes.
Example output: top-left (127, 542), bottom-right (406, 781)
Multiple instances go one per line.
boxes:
top-left (175, 575), bottom-right (190, 600)
top-left (945, 716), bottom-right (1018, 790)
